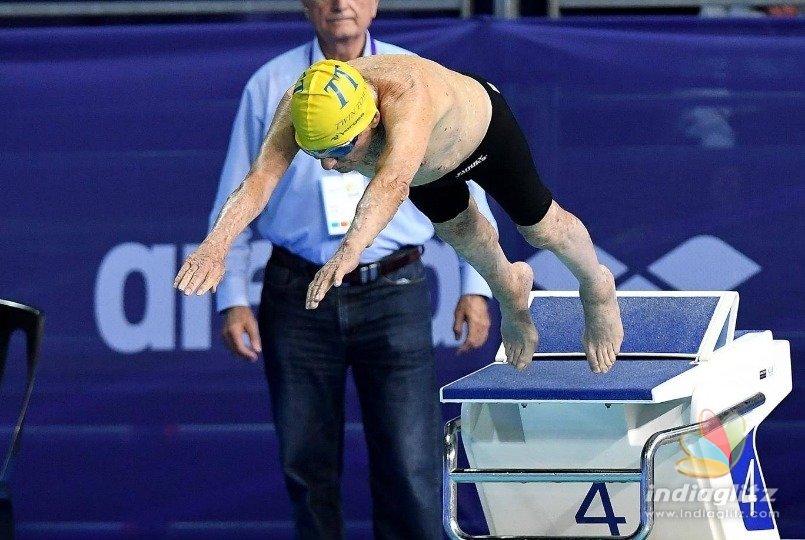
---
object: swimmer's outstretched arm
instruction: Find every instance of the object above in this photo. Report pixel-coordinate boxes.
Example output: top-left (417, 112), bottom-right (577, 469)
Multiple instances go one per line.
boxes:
top-left (174, 89), bottom-right (299, 296)
top-left (305, 79), bottom-right (435, 309)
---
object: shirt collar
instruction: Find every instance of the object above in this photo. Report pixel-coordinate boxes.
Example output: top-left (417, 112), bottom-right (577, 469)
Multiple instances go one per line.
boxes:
top-left (309, 30), bottom-right (374, 65)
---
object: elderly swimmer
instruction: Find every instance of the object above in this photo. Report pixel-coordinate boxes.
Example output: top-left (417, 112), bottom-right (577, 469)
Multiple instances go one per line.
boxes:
top-left (175, 55), bottom-right (623, 373)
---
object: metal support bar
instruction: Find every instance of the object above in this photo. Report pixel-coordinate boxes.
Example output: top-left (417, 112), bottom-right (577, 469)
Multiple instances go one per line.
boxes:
top-left (460, 0), bottom-right (472, 18)
top-left (443, 392), bottom-right (766, 540)
top-left (494, 0), bottom-right (520, 18)
top-left (450, 469), bottom-right (642, 484)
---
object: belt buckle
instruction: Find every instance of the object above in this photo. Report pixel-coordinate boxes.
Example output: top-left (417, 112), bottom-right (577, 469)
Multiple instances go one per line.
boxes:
top-left (359, 262), bottom-right (380, 284)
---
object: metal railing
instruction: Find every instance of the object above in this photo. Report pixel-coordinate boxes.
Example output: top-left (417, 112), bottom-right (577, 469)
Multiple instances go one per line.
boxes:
top-left (3, 0), bottom-right (800, 19)
top-left (547, 0), bottom-right (805, 17)
top-left (0, 0), bottom-right (472, 18)
top-left (443, 392), bottom-right (766, 540)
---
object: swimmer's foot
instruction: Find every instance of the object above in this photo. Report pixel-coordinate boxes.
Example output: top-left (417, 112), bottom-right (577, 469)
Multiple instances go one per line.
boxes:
top-left (499, 262), bottom-right (538, 370)
top-left (580, 265), bottom-right (624, 373)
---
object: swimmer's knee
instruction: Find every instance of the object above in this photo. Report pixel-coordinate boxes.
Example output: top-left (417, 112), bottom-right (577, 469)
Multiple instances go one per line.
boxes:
top-left (517, 202), bottom-right (572, 250)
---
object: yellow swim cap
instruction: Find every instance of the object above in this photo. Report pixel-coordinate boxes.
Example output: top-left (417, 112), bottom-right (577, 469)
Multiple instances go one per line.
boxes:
top-left (291, 59), bottom-right (378, 151)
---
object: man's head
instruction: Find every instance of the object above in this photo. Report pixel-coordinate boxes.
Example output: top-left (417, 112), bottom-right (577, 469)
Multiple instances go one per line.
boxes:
top-left (291, 59), bottom-right (379, 168)
top-left (301, 0), bottom-right (379, 45)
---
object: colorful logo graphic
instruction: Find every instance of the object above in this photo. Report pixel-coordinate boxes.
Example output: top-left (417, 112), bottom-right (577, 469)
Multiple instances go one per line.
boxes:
top-left (676, 409), bottom-right (748, 478)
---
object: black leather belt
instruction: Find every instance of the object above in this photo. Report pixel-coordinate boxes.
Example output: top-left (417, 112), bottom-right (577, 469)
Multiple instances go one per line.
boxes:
top-left (269, 245), bottom-right (422, 286)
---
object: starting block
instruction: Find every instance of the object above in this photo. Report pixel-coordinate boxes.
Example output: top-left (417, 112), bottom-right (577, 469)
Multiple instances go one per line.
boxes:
top-left (441, 291), bottom-right (791, 540)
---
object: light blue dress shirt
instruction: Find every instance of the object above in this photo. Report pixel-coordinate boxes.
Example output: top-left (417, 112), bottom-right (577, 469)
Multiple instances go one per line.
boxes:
top-left (211, 32), bottom-right (496, 312)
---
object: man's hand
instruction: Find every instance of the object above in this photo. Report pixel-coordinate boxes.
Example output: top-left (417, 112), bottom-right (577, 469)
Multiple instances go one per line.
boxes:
top-left (222, 306), bottom-right (262, 362)
top-left (306, 245), bottom-right (361, 309)
top-left (453, 294), bottom-right (491, 354)
top-left (174, 242), bottom-right (226, 295)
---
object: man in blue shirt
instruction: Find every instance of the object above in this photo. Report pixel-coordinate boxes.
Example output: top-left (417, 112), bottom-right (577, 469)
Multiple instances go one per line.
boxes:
top-left (205, 1), bottom-right (497, 538)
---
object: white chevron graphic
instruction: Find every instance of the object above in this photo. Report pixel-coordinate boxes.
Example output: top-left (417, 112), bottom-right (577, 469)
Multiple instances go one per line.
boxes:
top-left (527, 235), bottom-right (761, 291)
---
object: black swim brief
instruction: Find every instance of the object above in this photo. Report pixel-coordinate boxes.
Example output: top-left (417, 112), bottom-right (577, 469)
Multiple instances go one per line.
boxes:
top-left (407, 73), bottom-right (553, 226)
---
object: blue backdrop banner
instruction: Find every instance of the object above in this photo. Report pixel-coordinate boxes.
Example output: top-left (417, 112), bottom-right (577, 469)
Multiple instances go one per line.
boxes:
top-left (1, 17), bottom-right (803, 539)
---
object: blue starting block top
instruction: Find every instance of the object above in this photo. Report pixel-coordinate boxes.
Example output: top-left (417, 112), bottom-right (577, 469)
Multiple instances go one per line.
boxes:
top-left (497, 291), bottom-right (739, 361)
top-left (446, 292), bottom-right (739, 403)
top-left (441, 359), bottom-right (697, 402)
top-left (531, 296), bottom-right (717, 356)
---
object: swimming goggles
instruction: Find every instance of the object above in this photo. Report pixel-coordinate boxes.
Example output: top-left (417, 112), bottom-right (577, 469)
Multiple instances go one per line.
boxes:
top-left (300, 135), bottom-right (359, 160)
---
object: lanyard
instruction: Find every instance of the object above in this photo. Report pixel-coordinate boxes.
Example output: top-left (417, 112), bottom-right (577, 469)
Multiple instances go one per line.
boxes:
top-left (308, 35), bottom-right (377, 66)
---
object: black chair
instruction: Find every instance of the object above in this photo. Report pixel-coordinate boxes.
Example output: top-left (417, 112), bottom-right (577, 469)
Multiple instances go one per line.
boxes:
top-left (0, 300), bottom-right (44, 540)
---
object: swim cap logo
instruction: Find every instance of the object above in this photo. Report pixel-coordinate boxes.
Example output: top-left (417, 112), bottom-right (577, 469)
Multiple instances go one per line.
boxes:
top-left (324, 64), bottom-right (359, 108)
top-left (332, 92), bottom-right (367, 140)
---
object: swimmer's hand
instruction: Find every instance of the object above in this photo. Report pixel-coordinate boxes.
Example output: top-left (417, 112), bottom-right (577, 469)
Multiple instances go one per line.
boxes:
top-left (306, 245), bottom-right (361, 309)
top-left (173, 242), bottom-right (226, 296)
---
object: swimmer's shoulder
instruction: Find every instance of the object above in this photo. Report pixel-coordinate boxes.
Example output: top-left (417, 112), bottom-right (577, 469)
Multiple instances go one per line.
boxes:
top-left (349, 55), bottom-right (443, 77)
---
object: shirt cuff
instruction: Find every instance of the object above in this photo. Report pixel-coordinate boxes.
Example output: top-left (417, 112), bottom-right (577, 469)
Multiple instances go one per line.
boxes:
top-left (459, 263), bottom-right (493, 299)
top-left (215, 273), bottom-right (251, 313)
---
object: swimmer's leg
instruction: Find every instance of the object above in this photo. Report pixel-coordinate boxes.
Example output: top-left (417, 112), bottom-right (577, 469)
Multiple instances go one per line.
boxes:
top-left (433, 197), bottom-right (537, 370)
top-left (517, 201), bottom-right (623, 373)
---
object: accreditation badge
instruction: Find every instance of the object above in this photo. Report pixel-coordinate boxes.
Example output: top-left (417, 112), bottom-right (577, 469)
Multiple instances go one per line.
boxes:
top-left (320, 172), bottom-right (368, 236)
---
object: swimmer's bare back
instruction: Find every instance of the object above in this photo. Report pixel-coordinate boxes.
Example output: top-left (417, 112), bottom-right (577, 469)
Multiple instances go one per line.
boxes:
top-left (346, 55), bottom-right (493, 186)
